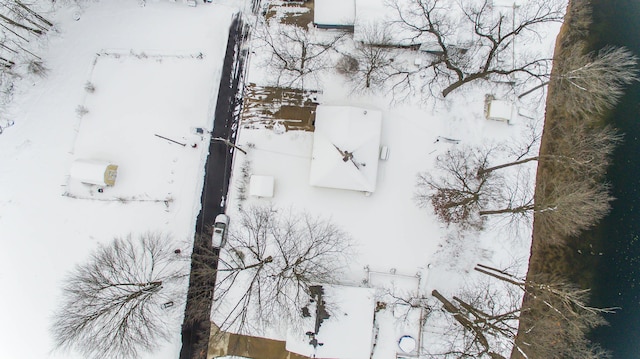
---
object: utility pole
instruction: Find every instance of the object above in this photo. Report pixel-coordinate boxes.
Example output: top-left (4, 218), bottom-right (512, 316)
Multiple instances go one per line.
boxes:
top-left (212, 137), bottom-right (247, 155)
top-left (192, 127), bottom-right (247, 155)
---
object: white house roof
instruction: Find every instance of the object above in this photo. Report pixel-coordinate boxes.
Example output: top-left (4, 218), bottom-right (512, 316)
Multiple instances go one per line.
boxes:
top-left (314, 0), bottom-right (356, 27)
top-left (285, 285), bottom-right (376, 359)
top-left (309, 105), bottom-right (382, 193)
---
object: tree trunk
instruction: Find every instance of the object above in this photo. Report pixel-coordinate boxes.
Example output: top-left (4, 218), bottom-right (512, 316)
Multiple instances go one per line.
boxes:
top-left (0, 42), bottom-right (18, 53)
top-left (479, 205), bottom-right (534, 216)
top-left (0, 21), bottom-right (28, 41)
top-left (474, 265), bottom-right (523, 287)
top-left (442, 72), bottom-right (488, 97)
top-left (0, 56), bottom-right (14, 67)
top-left (478, 156), bottom-right (539, 176)
top-left (15, 0), bottom-right (53, 28)
top-left (0, 13), bottom-right (41, 35)
top-left (218, 255), bottom-right (273, 272)
top-left (432, 289), bottom-right (490, 350)
top-left (519, 81), bottom-right (549, 98)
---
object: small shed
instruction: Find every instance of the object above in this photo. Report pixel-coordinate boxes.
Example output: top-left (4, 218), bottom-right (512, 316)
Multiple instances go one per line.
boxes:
top-left (314, 0), bottom-right (355, 29)
top-left (487, 99), bottom-right (516, 123)
top-left (70, 159), bottom-right (118, 186)
top-left (249, 175), bottom-right (274, 198)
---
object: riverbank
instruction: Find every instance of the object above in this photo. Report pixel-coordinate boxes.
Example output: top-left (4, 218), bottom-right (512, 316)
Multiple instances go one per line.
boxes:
top-left (514, 0), bottom-right (638, 357)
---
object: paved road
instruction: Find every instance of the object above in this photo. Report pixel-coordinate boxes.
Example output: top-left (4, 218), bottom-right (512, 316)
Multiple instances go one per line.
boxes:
top-left (179, 13), bottom-right (248, 359)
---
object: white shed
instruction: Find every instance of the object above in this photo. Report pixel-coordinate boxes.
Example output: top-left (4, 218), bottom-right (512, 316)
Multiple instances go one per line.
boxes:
top-left (249, 175), bottom-right (275, 198)
top-left (487, 100), bottom-right (516, 123)
top-left (70, 159), bottom-right (118, 186)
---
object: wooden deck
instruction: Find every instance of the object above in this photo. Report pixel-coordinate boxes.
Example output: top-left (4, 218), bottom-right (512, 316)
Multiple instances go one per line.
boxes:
top-left (208, 323), bottom-right (310, 359)
top-left (241, 84), bottom-right (319, 132)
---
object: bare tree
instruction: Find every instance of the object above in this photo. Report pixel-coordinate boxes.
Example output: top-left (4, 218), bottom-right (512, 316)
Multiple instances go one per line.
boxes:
top-left (211, 205), bottom-right (353, 334)
top-left (521, 45), bottom-right (638, 116)
top-left (0, 0), bottom-right (53, 48)
top-left (480, 176), bottom-right (613, 242)
top-left (417, 121), bottom-right (619, 237)
top-left (426, 278), bottom-right (524, 358)
top-left (475, 264), bottom-right (614, 359)
top-left (0, 0), bottom-right (54, 102)
top-left (427, 267), bottom-right (612, 359)
top-left (389, 0), bottom-right (565, 97)
top-left (51, 233), bottom-right (188, 359)
top-left (557, 45), bottom-right (638, 116)
top-left (415, 145), bottom-right (505, 228)
top-left (480, 123), bottom-right (621, 180)
top-left (341, 23), bottom-right (395, 92)
top-left (255, 22), bottom-right (344, 88)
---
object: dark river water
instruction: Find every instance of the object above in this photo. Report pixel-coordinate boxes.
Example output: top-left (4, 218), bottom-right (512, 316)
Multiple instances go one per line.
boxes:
top-left (583, 0), bottom-right (640, 357)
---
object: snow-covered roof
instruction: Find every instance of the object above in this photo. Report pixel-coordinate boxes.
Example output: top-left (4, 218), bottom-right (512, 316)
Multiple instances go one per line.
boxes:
top-left (249, 175), bottom-right (274, 197)
top-left (314, 0), bottom-right (356, 27)
top-left (309, 105), bottom-right (382, 193)
top-left (353, 0), bottom-right (416, 46)
top-left (286, 284), bottom-right (376, 359)
top-left (488, 100), bottom-right (516, 122)
top-left (70, 159), bottom-right (118, 186)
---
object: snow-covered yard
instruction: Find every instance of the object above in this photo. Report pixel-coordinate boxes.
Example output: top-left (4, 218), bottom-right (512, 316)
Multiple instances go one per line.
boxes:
top-left (213, 0), bottom-right (563, 358)
top-left (0, 1), bottom-right (242, 358)
top-left (222, 79), bottom-right (542, 358)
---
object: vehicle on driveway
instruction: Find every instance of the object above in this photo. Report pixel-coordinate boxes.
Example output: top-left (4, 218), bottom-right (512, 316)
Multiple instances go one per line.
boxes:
top-left (212, 214), bottom-right (229, 248)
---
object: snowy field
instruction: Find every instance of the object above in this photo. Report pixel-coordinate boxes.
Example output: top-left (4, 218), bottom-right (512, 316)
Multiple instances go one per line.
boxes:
top-left (0, 1), bottom-right (241, 358)
top-left (66, 52), bottom-right (213, 202)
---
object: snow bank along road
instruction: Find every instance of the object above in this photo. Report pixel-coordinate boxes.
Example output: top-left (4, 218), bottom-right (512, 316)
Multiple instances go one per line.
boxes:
top-left (180, 13), bottom-right (249, 359)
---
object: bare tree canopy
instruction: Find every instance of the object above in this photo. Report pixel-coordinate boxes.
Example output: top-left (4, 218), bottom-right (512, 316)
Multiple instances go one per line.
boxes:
top-left (415, 145), bottom-right (505, 228)
top-left (0, 1), bottom-right (53, 63)
top-left (389, 0), bottom-right (565, 97)
top-left (341, 23), bottom-right (395, 92)
top-left (255, 22), bottom-right (344, 88)
top-left (51, 233), bottom-right (187, 359)
top-left (428, 279), bottom-right (522, 358)
top-left (427, 267), bottom-right (613, 359)
top-left (212, 205), bottom-right (353, 334)
top-left (417, 120), bottom-right (619, 240)
top-left (475, 264), bottom-right (613, 359)
top-left (534, 45), bottom-right (639, 116)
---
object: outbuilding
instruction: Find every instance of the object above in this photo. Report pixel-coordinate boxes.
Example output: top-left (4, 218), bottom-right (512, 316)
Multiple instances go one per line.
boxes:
top-left (313, 0), bottom-right (355, 29)
top-left (486, 99), bottom-right (517, 123)
top-left (70, 159), bottom-right (118, 186)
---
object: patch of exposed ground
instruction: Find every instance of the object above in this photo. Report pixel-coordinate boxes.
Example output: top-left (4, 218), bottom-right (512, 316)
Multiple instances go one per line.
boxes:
top-left (242, 83), bottom-right (319, 132)
top-left (265, 1), bottom-right (314, 28)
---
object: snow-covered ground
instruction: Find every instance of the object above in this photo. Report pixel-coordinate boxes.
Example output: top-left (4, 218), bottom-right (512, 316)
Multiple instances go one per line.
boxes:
top-left (214, 1), bottom-right (562, 358)
top-left (0, 1), bottom-right (242, 358)
top-left (0, 0), bottom-right (563, 358)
